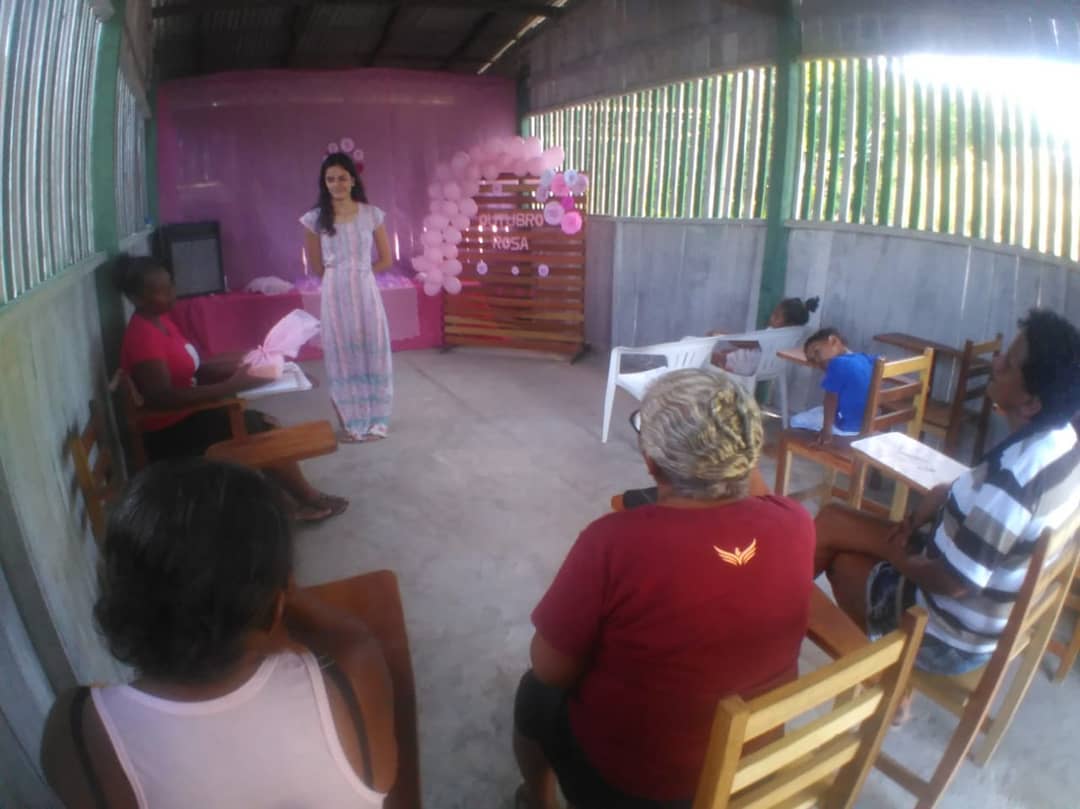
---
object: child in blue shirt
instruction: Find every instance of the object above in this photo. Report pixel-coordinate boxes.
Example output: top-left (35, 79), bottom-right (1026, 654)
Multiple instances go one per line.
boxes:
top-left (791, 328), bottom-right (876, 444)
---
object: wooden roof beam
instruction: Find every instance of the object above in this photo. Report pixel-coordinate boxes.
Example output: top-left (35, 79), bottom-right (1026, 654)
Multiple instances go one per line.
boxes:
top-left (153, 0), bottom-right (564, 19)
top-left (441, 11), bottom-right (495, 70)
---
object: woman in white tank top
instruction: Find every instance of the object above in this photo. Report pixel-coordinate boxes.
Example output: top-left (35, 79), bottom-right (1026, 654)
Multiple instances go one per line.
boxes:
top-left (40, 459), bottom-right (397, 808)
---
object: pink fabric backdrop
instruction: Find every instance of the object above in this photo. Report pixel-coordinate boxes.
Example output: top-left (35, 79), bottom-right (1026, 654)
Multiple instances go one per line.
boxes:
top-left (156, 69), bottom-right (517, 291)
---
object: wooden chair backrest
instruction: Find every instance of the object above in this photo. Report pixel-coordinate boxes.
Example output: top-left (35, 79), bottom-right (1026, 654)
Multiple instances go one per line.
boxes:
top-left (947, 334), bottom-right (1002, 420)
top-left (989, 507), bottom-right (1080, 675)
top-left (862, 349), bottom-right (934, 438)
top-left (304, 571), bottom-right (422, 809)
top-left (68, 400), bottom-right (117, 546)
top-left (112, 371), bottom-right (149, 472)
top-left (693, 608), bottom-right (927, 809)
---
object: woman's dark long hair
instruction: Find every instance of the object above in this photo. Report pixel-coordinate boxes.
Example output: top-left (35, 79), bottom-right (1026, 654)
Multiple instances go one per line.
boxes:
top-left (982, 309), bottom-right (1080, 465)
top-left (315, 151), bottom-right (368, 236)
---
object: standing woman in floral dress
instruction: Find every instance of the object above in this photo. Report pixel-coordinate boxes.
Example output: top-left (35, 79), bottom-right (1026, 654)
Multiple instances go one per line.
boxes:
top-left (301, 152), bottom-right (394, 442)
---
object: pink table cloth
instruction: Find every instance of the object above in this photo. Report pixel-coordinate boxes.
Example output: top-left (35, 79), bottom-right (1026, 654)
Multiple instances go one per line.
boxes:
top-left (172, 277), bottom-right (443, 359)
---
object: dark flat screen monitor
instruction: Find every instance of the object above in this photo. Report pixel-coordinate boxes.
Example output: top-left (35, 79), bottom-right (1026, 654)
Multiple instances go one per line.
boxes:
top-left (155, 221), bottom-right (225, 297)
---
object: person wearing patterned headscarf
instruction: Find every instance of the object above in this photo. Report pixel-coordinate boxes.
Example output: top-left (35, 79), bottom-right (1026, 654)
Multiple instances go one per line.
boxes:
top-left (512, 370), bottom-right (816, 809)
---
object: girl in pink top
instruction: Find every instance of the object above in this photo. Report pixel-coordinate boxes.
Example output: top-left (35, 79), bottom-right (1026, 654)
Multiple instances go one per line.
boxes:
top-left (40, 460), bottom-right (397, 808)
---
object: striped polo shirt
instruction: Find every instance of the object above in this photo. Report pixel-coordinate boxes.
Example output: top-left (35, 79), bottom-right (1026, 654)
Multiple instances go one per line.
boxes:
top-left (916, 421), bottom-right (1080, 654)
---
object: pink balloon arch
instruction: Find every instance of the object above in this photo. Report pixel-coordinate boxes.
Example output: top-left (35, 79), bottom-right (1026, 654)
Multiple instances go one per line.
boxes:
top-left (411, 136), bottom-right (588, 295)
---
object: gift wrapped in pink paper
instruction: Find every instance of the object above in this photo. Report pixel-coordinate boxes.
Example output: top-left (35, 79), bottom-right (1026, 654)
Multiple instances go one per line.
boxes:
top-left (243, 309), bottom-right (321, 379)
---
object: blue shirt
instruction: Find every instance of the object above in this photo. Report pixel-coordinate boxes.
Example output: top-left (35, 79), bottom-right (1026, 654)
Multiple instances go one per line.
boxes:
top-left (821, 352), bottom-right (875, 433)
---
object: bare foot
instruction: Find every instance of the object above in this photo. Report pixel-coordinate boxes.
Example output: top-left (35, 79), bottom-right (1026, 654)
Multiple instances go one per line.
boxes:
top-left (891, 693), bottom-right (914, 726)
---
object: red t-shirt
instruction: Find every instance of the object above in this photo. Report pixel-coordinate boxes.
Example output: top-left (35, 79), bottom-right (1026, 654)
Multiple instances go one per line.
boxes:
top-left (120, 313), bottom-right (200, 431)
top-left (532, 496), bottom-right (815, 800)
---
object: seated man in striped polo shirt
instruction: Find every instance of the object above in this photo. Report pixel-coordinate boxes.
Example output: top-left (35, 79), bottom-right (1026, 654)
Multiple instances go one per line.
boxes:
top-left (814, 309), bottom-right (1080, 676)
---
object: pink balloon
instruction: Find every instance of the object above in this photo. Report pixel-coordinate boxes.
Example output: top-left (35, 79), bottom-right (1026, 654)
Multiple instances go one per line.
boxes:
top-left (512, 160), bottom-right (529, 177)
top-left (459, 198), bottom-right (479, 217)
top-left (481, 164), bottom-right (499, 182)
top-left (424, 214), bottom-right (450, 230)
top-left (451, 214), bottom-right (470, 231)
top-left (444, 228), bottom-right (463, 245)
top-left (435, 164), bottom-right (452, 182)
top-left (526, 157), bottom-right (545, 177)
top-left (444, 276), bottom-right (463, 295)
top-left (551, 174), bottom-right (569, 196)
top-left (451, 151), bottom-right (470, 175)
top-left (421, 230), bottom-right (443, 247)
top-left (442, 201), bottom-right (459, 218)
top-left (441, 243), bottom-right (458, 260)
top-left (524, 135), bottom-right (543, 158)
top-left (424, 246), bottom-right (444, 262)
top-left (443, 259), bottom-right (463, 276)
top-left (443, 182), bottom-right (462, 201)
top-left (423, 281), bottom-right (443, 297)
top-left (561, 211), bottom-right (583, 235)
top-left (465, 163), bottom-right (482, 182)
top-left (462, 180), bottom-right (481, 199)
top-left (412, 255), bottom-right (433, 273)
top-left (427, 269), bottom-right (444, 285)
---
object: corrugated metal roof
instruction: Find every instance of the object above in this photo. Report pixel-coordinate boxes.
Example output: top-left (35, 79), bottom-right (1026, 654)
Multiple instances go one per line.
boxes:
top-left (150, 0), bottom-right (571, 80)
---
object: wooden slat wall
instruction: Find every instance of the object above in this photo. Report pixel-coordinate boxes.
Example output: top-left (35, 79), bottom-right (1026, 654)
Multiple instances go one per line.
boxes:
top-left (444, 175), bottom-right (586, 357)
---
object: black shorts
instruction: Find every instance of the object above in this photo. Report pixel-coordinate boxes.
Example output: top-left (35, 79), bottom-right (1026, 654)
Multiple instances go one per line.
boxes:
top-left (143, 408), bottom-right (274, 463)
top-left (513, 671), bottom-right (692, 809)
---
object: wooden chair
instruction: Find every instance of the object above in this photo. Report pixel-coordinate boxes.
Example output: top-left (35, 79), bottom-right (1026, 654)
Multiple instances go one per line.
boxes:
top-left (303, 570), bottom-right (421, 809)
top-left (113, 370), bottom-right (247, 471)
top-left (692, 607), bottom-right (927, 809)
top-left (776, 349), bottom-right (934, 514)
top-left (1045, 569), bottom-right (1080, 682)
top-left (68, 400), bottom-right (121, 545)
top-left (875, 509), bottom-right (1080, 809)
top-left (921, 335), bottom-right (1001, 462)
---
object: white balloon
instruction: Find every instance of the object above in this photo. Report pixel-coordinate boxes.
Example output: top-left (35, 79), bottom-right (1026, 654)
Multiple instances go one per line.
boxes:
top-left (459, 198), bottom-right (479, 217)
top-left (426, 213), bottom-right (450, 230)
top-left (440, 243), bottom-right (458, 260)
top-left (444, 228), bottom-right (463, 245)
top-left (443, 259), bottom-right (463, 276)
top-left (435, 163), bottom-right (452, 181)
top-left (444, 182), bottom-right (462, 201)
top-left (451, 214), bottom-right (470, 231)
top-left (442, 201), bottom-right (459, 218)
top-left (412, 255), bottom-right (433, 273)
top-left (421, 230), bottom-right (443, 248)
top-left (427, 269), bottom-right (444, 285)
top-left (423, 281), bottom-right (442, 297)
top-left (424, 246), bottom-right (444, 263)
top-left (444, 276), bottom-right (463, 295)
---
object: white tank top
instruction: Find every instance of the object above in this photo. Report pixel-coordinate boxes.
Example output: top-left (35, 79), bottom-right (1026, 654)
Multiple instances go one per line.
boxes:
top-left (92, 650), bottom-right (384, 809)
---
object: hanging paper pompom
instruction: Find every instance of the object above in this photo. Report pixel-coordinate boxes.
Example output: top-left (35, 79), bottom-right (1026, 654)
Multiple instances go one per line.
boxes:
top-left (476, 260), bottom-right (489, 276)
top-left (537, 264), bottom-right (550, 278)
top-left (561, 211), bottom-right (583, 235)
top-left (340, 137), bottom-right (355, 152)
top-left (511, 266), bottom-right (520, 276)
top-left (543, 200), bottom-right (565, 226)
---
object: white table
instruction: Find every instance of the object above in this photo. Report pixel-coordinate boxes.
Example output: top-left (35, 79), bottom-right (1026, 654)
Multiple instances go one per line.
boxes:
top-left (850, 432), bottom-right (970, 519)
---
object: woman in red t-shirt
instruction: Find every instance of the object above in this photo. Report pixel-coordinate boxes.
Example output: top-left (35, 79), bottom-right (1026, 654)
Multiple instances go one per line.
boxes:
top-left (514, 370), bottom-right (815, 809)
top-left (116, 255), bottom-right (347, 522)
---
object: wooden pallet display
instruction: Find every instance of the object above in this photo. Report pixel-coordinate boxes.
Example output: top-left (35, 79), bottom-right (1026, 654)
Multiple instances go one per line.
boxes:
top-left (444, 174), bottom-right (586, 358)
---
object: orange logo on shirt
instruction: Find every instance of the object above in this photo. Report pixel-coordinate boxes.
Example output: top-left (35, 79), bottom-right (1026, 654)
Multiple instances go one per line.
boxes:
top-left (715, 539), bottom-right (757, 567)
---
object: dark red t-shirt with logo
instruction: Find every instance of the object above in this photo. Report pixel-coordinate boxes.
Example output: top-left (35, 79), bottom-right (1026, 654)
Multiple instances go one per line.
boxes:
top-left (532, 495), bottom-right (815, 800)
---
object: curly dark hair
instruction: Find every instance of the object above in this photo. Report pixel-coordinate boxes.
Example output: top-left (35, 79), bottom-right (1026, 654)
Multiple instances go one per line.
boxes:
top-left (1019, 309), bottom-right (1080, 425)
top-left (95, 459), bottom-right (293, 682)
top-left (804, 326), bottom-right (844, 351)
top-left (113, 253), bottom-right (172, 300)
top-left (315, 151), bottom-right (368, 236)
top-left (777, 296), bottom-right (820, 326)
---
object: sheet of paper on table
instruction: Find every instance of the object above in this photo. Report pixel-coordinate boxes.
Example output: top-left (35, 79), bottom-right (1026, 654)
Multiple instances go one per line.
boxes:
top-left (851, 432), bottom-right (970, 493)
top-left (242, 362), bottom-right (313, 400)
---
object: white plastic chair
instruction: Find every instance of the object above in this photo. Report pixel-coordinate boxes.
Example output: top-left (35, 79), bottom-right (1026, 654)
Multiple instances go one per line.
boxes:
top-left (711, 325), bottom-right (806, 428)
top-left (601, 335), bottom-right (723, 442)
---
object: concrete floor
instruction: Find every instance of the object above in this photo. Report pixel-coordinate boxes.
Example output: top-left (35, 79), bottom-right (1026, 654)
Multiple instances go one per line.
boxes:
top-left (256, 349), bottom-right (1077, 809)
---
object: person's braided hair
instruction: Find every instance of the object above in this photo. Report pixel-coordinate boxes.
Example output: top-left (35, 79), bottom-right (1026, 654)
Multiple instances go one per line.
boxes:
top-left (640, 369), bottom-right (763, 499)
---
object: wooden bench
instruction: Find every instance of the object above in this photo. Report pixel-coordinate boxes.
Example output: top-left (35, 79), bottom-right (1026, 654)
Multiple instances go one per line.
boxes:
top-left (206, 419), bottom-right (337, 467)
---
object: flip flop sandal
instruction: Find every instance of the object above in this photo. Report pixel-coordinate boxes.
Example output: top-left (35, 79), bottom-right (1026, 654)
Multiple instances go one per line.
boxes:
top-left (313, 494), bottom-right (349, 518)
top-left (294, 503), bottom-right (334, 523)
